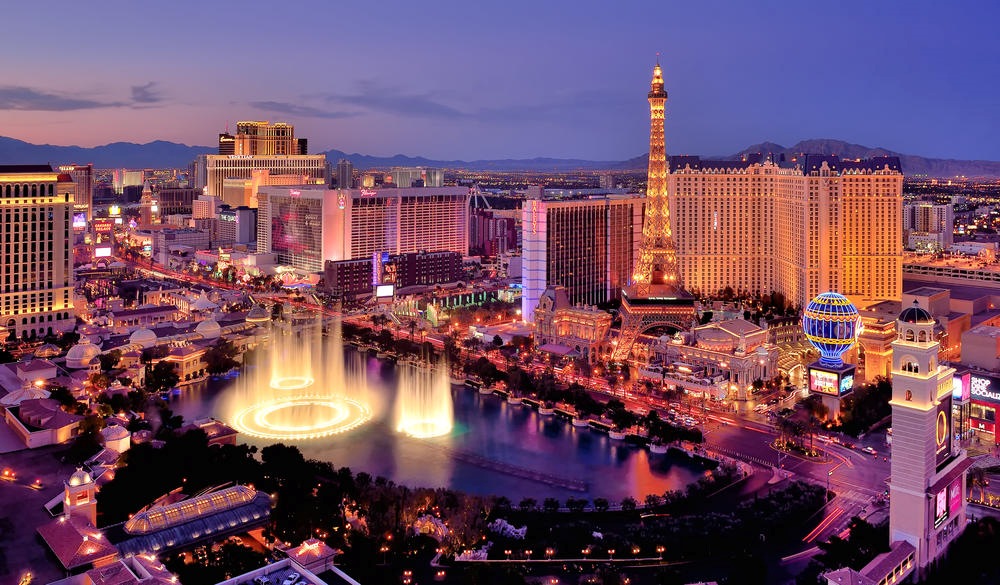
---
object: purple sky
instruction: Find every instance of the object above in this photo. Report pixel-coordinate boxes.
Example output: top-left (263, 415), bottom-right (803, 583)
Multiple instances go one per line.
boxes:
top-left (3, 0), bottom-right (999, 161)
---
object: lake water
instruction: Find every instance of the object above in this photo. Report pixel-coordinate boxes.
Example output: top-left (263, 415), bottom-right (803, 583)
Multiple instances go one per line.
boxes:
top-left (168, 351), bottom-right (708, 502)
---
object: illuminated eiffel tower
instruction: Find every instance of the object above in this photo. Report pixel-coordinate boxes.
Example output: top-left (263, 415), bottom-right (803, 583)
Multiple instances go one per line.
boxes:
top-left (610, 59), bottom-right (696, 362)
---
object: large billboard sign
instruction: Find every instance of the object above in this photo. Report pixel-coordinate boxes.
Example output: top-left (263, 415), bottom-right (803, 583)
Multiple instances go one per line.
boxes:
top-left (808, 364), bottom-right (855, 397)
top-left (954, 372), bottom-right (971, 402)
top-left (970, 374), bottom-right (1000, 404)
top-left (809, 369), bottom-right (839, 396)
top-left (934, 488), bottom-right (948, 528)
top-left (948, 477), bottom-right (963, 516)
top-left (92, 218), bottom-right (114, 235)
top-left (72, 212), bottom-right (87, 230)
top-left (935, 394), bottom-right (953, 467)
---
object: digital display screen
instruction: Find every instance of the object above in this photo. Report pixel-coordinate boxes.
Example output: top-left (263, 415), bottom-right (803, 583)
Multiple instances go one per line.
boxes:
top-left (971, 374), bottom-right (1000, 404)
top-left (109, 204), bottom-right (121, 216)
top-left (375, 284), bottom-right (394, 298)
top-left (93, 218), bottom-right (114, 234)
top-left (840, 374), bottom-right (854, 394)
top-left (949, 477), bottom-right (963, 516)
top-left (936, 394), bottom-right (953, 467)
top-left (934, 488), bottom-right (948, 528)
top-left (72, 212), bottom-right (87, 230)
top-left (94, 246), bottom-right (112, 258)
top-left (809, 369), bottom-right (839, 396)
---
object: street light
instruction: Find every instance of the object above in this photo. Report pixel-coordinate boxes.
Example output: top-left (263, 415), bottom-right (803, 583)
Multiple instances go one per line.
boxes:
top-left (505, 549), bottom-right (512, 560)
top-left (632, 546), bottom-right (640, 557)
top-left (608, 548), bottom-right (615, 560)
top-left (524, 549), bottom-right (533, 560)
top-left (545, 547), bottom-right (555, 560)
top-left (656, 545), bottom-right (665, 559)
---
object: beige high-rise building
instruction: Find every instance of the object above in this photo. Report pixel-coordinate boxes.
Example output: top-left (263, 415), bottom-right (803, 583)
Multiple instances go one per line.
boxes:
top-left (59, 164), bottom-right (93, 222)
top-left (668, 154), bottom-right (903, 308)
top-left (0, 165), bottom-right (76, 340)
top-left (194, 121), bottom-right (328, 200)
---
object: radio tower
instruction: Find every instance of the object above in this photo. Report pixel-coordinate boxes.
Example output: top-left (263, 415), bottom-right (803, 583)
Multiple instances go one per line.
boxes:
top-left (611, 59), bottom-right (696, 362)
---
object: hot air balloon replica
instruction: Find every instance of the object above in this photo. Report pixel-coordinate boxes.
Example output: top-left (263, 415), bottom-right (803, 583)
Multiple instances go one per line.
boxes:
top-left (802, 292), bottom-right (861, 419)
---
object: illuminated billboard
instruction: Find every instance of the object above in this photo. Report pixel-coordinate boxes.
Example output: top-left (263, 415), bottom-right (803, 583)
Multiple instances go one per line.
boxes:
top-left (809, 369), bottom-right (839, 396)
top-left (954, 372), bottom-right (971, 401)
top-left (935, 394), bottom-right (953, 468)
top-left (94, 246), bottom-right (112, 258)
top-left (948, 477), bottom-right (963, 516)
top-left (375, 284), bottom-right (394, 298)
top-left (934, 488), bottom-right (948, 528)
top-left (109, 204), bottom-right (121, 216)
top-left (92, 218), bottom-right (114, 235)
top-left (72, 212), bottom-right (87, 230)
top-left (839, 374), bottom-right (855, 394)
top-left (970, 374), bottom-right (1000, 404)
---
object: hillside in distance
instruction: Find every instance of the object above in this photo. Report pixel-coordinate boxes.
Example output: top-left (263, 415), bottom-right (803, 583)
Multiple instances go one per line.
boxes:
top-left (0, 135), bottom-right (998, 177)
top-left (730, 139), bottom-right (1000, 178)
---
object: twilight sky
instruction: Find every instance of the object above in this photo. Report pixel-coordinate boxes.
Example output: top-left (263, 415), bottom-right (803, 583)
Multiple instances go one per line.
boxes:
top-left (3, 0), bottom-right (999, 161)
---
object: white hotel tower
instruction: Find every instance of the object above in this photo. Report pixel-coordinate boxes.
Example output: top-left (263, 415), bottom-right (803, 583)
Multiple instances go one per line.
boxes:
top-left (888, 301), bottom-right (969, 576)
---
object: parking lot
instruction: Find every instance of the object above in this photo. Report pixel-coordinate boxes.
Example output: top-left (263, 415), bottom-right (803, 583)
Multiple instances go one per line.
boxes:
top-left (0, 444), bottom-right (80, 584)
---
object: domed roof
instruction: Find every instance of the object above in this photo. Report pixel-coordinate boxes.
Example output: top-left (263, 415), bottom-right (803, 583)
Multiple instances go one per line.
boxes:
top-left (67, 468), bottom-right (92, 486)
top-left (899, 300), bottom-right (934, 324)
top-left (195, 318), bottom-right (221, 339)
top-left (34, 343), bottom-right (61, 358)
top-left (101, 425), bottom-right (130, 441)
top-left (66, 337), bottom-right (101, 369)
top-left (190, 291), bottom-right (219, 312)
top-left (129, 327), bottom-right (158, 348)
top-left (245, 304), bottom-right (270, 324)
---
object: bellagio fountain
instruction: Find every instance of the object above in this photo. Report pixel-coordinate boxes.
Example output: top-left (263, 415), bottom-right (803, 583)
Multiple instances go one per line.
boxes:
top-left (224, 307), bottom-right (453, 441)
top-left (225, 312), bottom-right (373, 440)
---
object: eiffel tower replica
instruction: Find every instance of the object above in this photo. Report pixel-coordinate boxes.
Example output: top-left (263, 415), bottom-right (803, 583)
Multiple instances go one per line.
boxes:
top-left (611, 60), bottom-right (696, 362)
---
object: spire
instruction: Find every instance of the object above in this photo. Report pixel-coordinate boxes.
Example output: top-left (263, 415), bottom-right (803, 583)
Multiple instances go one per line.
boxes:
top-left (649, 57), bottom-right (667, 99)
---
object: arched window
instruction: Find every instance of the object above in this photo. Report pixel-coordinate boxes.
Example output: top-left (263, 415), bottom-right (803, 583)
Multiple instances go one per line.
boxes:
top-left (905, 390), bottom-right (912, 401)
top-left (918, 331), bottom-right (927, 342)
top-left (905, 330), bottom-right (914, 342)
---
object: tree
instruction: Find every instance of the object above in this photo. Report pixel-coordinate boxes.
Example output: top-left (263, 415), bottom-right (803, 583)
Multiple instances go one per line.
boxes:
top-left (620, 496), bottom-right (637, 512)
top-left (146, 361), bottom-right (179, 394)
top-left (492, 335), bottom-right (504, 351)
top-left (98, 349), bottom-right (122, 372)
top-left (518, 497), bottom-right (537, 513)
top-left (543, 497), bottom-right (560, 513)
top-left (565, 497), bottom-right (587, 513)
top-left (203, 339), bottom-right (240, 375)
top-left (593, 497), bottom-right (609, 513)
top-left (408, 319), bottom-right (418, 341)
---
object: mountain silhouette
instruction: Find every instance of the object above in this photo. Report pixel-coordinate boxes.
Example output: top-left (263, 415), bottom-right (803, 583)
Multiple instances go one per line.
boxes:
top-left (0, 135), bottom-right (997, 177)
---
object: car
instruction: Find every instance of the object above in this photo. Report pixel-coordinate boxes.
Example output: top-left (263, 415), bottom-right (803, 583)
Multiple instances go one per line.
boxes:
top-left (862, 446), bottom-right (877, 456)
top-left (253, 577), bottom-right (271, 585)
top-left (281, 573), bottom-right (300, 585)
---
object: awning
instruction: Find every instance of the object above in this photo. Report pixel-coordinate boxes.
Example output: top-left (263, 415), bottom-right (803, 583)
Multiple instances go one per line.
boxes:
top-left (538, 343), bottom-right (579, 357)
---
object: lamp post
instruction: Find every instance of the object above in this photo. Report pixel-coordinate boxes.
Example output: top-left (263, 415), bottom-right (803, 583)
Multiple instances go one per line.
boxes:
top-left (656, 545), bottom-right (665, 560)
top-left (505, 549), bottom-right (512, 560)
top-left (545, 547), bottom-right (555, 560)
top-left (608, 548), bottom-right (615, 560)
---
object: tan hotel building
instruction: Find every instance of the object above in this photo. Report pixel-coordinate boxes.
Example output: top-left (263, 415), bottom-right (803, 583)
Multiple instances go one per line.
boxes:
top-left (668, 154), bottom-right (903, 308)
top-left (0, 165), bottom-right (76, 340)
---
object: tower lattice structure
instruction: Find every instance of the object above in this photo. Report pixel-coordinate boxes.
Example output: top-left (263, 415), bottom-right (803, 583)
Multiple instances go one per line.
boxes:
top-left (611, 61), bottom-right (695, 362)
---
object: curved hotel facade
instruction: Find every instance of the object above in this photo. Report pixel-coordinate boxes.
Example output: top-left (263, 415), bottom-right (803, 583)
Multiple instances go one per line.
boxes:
top-left (668, 154), bottom-right (903, 308)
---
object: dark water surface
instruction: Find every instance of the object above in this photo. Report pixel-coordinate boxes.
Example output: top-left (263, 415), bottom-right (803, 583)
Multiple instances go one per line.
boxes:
top-left (169, 352), bottom-right (707, 502)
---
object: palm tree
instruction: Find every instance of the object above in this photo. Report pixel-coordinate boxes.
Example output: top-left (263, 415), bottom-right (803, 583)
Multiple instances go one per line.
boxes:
top-left (407, 319), bottom-right (417, 341)
top-left (518, 498), bottom-right (537, 513)
top-left (969, 466), bottom-right (989, 502)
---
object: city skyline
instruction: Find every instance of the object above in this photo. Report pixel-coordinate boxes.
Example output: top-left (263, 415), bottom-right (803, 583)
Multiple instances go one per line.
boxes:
top-left (3, 0), bottom-right (999, 162)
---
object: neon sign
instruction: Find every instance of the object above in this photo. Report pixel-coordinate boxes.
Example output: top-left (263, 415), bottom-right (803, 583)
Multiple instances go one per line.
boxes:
top-left (360, 189), bottom-right (377, 197)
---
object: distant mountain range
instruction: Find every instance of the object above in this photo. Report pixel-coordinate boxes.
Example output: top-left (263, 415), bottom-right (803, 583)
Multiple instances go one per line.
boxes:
top-left (1, 135), bottom-right (998, 177)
